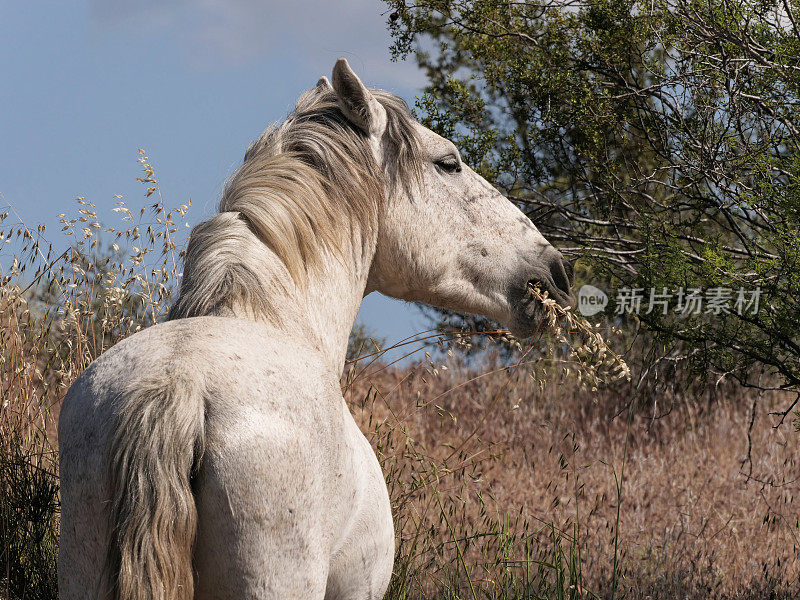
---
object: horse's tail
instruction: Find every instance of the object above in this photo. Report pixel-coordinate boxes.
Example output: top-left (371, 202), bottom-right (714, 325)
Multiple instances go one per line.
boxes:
top-left (102, 373), bottom-right (206, 600)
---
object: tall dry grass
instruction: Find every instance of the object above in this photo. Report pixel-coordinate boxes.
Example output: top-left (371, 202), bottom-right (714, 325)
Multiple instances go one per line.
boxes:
top-left (345, 353), bottom-right (800, 599)
top-left (0, 152), bottom-right (186, 599)
top-left (0, 155), bottom-right (798, 599)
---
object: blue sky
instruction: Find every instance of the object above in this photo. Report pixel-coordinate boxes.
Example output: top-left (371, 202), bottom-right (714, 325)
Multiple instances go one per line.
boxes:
top-left (1, 0), bottom-right (433, 349)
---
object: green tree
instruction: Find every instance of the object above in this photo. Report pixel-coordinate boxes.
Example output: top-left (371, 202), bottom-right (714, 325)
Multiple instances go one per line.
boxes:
top-left (387, 0), bottom-right (800, 407)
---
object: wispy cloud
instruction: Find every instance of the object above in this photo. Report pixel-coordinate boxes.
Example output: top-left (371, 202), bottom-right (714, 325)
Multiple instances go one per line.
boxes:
top-left (90, 0), bottom-right (426, 91)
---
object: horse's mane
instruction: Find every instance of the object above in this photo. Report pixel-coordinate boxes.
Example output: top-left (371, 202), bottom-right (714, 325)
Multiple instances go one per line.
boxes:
top-left (168, 86), bottom-right (422, 321)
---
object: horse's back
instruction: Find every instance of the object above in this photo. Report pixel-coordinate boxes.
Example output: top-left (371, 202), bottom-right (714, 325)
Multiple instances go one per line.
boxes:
top-left (58, 316), bottom-right (347, 599)
top-left (59, 316), bottom-right (337, 484)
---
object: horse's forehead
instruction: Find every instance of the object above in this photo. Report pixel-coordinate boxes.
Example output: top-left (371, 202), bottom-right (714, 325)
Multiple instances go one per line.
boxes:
top-left (412, 122), bottom-right (457, 156)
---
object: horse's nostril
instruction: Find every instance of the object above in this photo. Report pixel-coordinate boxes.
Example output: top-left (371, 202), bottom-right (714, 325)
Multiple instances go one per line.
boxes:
top-left (548, 254), bottom-right (573, 299)
top-left (527, 249), bottom-right (573, 304)
top-left (564, 260), bottom-right (575, 287)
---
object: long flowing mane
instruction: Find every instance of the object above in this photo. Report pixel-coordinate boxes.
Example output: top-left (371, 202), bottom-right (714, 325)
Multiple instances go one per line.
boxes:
top-left (168, 87), bottom-right (421, 321)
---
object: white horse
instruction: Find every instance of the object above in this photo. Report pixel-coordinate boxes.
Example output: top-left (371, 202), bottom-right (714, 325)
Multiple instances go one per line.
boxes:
top-left (58, 58), bottom-right (573, 600)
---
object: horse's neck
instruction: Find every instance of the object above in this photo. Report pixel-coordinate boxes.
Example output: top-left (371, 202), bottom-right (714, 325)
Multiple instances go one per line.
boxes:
top-left (241, 230), bottom-right (374, 373)
top-left (299, 251), bottom-right (372, 371)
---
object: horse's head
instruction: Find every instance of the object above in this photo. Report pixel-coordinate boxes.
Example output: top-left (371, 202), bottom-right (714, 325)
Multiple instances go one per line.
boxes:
top-left (329, 59), bottom-right (574, 338)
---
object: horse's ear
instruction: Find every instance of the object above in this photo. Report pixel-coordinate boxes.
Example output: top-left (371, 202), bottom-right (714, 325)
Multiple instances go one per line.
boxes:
top-left (316, 76), bottom-right (332, 91)
top-left (331, 58), bottom-right (387, 137)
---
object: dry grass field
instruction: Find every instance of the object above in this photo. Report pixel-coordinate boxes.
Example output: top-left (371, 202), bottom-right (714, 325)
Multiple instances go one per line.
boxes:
top-left (345, 355), bottom-right (800, 599)
top-left (1, 183), bottom-right (798, 599)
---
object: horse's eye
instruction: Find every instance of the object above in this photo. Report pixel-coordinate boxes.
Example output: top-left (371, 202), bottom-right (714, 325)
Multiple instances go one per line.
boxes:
top-left (434, 156), bottom-right (462, 174)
